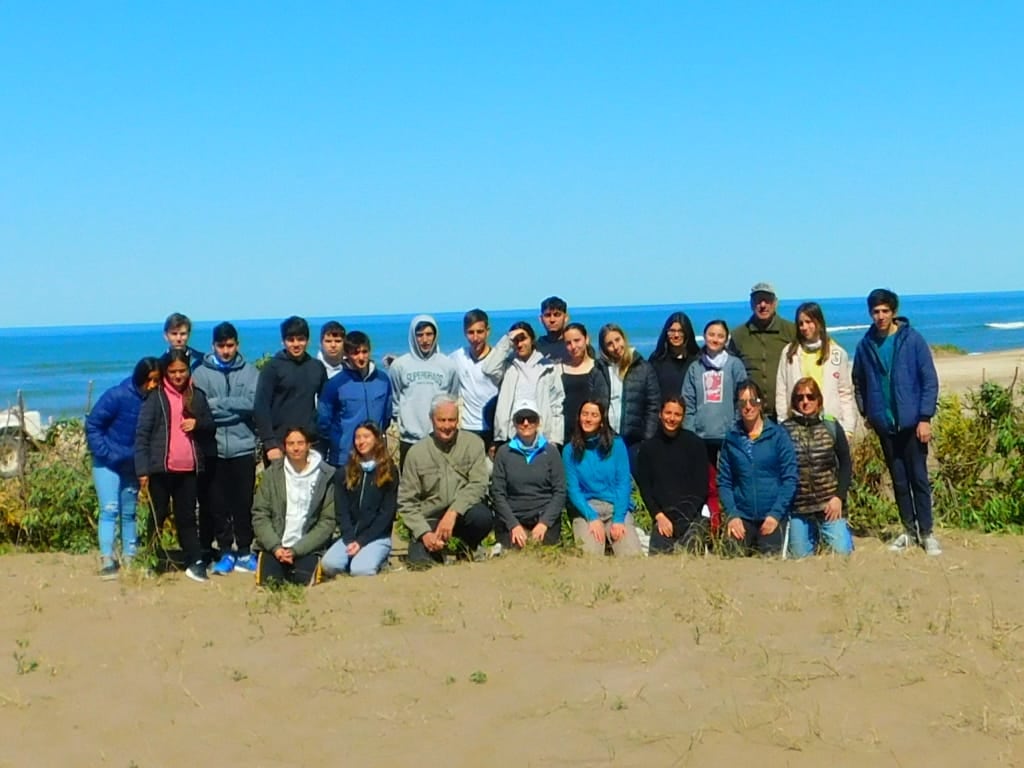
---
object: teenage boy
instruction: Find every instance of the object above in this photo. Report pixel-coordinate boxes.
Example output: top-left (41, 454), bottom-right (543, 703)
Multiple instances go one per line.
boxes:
top-left (317, 321), bottom-right (347, 379)
top-left (852, 289), bottom-right (941, 555)
top-left (163, 312), bottom-right (204, 371)
top-left (317, 331), bottom-right (393, 465)
top-left (535, 296), bottom-right (570, 362)
top-left (254, 316), bottom-right (328, 464)
top-left (192, 322), bottom-right (260, 574)
top-left (727, 282), bottom-right (796, 421)
top-left (450, 309), bottom-right (499, 451)
top-left (388, 314), bottom-right (458, 467)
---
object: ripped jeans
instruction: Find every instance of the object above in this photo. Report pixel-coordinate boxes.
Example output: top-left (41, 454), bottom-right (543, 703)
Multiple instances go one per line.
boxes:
top-left (92, 465), bottom-right (139, 562)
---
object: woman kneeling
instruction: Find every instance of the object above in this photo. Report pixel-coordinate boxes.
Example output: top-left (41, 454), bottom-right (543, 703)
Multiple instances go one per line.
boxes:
top-left (252, 427), bottom-right (335, 586)
top-left (322, 422), bottom-right (398, 576)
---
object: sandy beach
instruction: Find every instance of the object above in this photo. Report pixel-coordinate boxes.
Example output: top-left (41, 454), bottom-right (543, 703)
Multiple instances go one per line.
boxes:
top-left (933, 348), bottom-right (1024, 394)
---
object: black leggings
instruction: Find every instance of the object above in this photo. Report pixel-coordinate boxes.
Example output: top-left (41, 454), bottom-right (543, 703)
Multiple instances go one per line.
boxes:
top-left (148, 472), bottom-right (201, 566)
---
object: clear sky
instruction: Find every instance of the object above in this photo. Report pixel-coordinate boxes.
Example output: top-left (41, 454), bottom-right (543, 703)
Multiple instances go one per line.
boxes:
top-left (2, 2), bottom-right (1021, 327)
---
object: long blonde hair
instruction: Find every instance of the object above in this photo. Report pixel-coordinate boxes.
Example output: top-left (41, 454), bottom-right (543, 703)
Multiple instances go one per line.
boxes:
top-left (344, 422), bottom-right (396, 489)
top-left (598, 323), bottom-right (635, 377)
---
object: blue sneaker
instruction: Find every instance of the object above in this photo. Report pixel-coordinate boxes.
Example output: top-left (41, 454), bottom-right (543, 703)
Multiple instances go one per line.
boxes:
top-left (235, 553), bottom-right (258, 573)
top-left (211, 553), bottom-right (236, 575)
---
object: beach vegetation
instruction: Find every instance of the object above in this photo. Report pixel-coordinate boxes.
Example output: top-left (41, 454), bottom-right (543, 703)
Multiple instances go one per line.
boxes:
top-left (930, 343), bottom-right (968, 356)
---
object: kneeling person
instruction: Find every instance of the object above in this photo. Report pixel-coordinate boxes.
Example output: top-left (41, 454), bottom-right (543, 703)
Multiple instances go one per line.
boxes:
top-left (636, 397), bottom-right (711, 554)
top-left (252, 427), bottom-right (335, 586)
top-left (399, 396), bottom-right (493, 567)
top-left (490, 400), bottom-right (566, 549)
top-left (322, 422), bottom-right (398, 576)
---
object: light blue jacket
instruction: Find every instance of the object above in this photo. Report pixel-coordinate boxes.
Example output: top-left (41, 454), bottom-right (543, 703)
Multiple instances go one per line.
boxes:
top-left (562, 436), bottom-right (632, 523)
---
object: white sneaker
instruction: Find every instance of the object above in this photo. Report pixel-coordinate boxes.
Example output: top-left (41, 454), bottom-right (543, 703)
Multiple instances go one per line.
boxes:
top-left (923, 535), bottom-right (942, 556)
top-left (888, 533), bottom-right (913, 552)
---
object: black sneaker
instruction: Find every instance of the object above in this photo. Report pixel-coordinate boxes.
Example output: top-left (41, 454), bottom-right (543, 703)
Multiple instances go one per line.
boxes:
top-left (99, 562), bottom-right (119, 581)
top-left (185, 561), bottom-right (209, 583)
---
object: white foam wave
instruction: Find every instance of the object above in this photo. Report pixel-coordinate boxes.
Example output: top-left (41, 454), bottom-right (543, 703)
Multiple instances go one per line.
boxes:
top-left (986, 321), bottom-right (1024, 330)
top-left (827, 324), bottom-right (871, 332)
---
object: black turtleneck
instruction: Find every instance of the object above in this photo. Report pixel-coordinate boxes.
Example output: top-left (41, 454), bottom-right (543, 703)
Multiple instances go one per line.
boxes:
top-left (635, 427), bottom-right (710, 524)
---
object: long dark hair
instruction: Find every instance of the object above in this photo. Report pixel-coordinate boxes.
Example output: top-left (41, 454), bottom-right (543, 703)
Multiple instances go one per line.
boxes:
top-left (131, 357), bottom-right (161, 391)
top-left (570, 399), bottom-right (615, 462)
top-left (160, 348), bottom-right (194, 412)
top-left (344, 421), bottom-right (396, 489)
top-left (785, 302), bottom-right (831, 365)
top-left (651, 312), bottom-right (700, 361)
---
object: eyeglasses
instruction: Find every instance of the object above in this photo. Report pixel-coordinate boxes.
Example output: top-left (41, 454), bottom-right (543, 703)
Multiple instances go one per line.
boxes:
top-left (737, 398), bottom-right (762, 407)
top-left (665, 328), bottom-right (684, 337)
top-left (796, 393), bottom-right (818, 402)
top-left (515, 414), bottom-right (539, 424)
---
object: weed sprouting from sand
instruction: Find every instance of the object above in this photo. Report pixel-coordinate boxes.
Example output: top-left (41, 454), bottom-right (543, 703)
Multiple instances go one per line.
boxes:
top-left (469, 670), bottom-right (488, 684)
top-left (288, 607), bottom-right (318, 635)
top-left (610, 696), bottom-right (627, 711)
top-left (444, 675), bottom-right (457, 685)
top-left (12, 639), bottom-right (38, 675)
top-left (228, 668), bottom-right (248, 682)
top-left (381, 608), bottom-right (401, 626)
top-left (587, 581), bottom-right (623, 607)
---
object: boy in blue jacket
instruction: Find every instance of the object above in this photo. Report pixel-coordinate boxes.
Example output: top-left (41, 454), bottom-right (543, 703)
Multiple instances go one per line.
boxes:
top-left (853, 289), bottom-right (940, 555)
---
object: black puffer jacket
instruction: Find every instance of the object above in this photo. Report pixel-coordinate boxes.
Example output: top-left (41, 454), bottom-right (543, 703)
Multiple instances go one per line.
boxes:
top-left (596, 352), bottom-right (661, 445)
top-left (134, 386), bottom-right (215, 477)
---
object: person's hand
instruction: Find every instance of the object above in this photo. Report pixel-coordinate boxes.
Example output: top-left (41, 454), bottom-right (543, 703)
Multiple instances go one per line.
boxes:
top-left (609, 523), bottom-right (626, 542)
top-left (274, 547), bottom-right (294, 564)
top-left (916, 421), bottom-right (932, 444)
top-left (436, 509), bottom-right (458, 542)
top-left (421, 532), bottom-right (445, 552)
top-left (588, 520), bottom-right (606, 545)
top-left (655, 513), bottom-right (674, 538)
top-left (510, 525), bottom-right (528, 548)
top-left (760, 517), bottom-right (779, 536)
top-left (824, 497), bottom-right (843, 522)
top-left (139, 476), bottom-right (149, 493)
top-left (530, 523), bottom-right (549, 543)
top-left (266, 448), bottom-right (284, 462)
top-left (180, 418), bottom-right (197, 433)
top-left (346, 541), bottom-right (361, 557)
top-left (488, 445), bottom-right (497, 460)
top-left (727, 518), bottom-right (745, 540)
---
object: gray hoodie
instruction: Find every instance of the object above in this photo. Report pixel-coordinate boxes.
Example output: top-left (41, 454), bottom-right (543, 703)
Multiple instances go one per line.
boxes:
top-left (388, 314), bottom-right (458, 444)
top-left (192, 351), bottom-right (260, 458)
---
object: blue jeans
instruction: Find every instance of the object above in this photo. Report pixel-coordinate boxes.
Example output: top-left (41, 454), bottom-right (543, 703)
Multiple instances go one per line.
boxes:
top-left (787, 514), bottom-right (853, 558)
top-left (92, 465), bottom-right (139, 561)
top-left (321, 537), bottom-right (392, 577)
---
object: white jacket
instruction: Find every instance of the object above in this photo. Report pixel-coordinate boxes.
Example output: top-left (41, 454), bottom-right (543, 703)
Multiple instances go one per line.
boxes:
top-left (481, 334), bottom-right (565, 444)
top-left (775, 342), bottom-right (857, 434)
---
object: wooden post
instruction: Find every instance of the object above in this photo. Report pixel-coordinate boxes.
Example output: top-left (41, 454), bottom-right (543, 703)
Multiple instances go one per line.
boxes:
top-left (16, 389), bottom-right (27, 503)
top-left (85, 380), bottom-right (95, 415)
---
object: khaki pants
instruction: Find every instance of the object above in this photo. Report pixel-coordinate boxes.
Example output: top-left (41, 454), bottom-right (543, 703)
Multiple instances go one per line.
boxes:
top-left (571, 500), bottom-right (643, 557)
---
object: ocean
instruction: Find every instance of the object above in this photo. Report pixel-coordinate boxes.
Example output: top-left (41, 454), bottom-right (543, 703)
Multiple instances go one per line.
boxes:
top-left (3, 291), bottom-right (1024, 422)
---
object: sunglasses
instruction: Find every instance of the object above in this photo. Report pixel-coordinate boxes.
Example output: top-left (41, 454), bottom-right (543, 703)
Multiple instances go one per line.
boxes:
top-left (515, 414), bottom-right (539, 424)
top-left (737, 398), bottom-right (762, 407)
top-left (796, 393), bottom-right (818, 402)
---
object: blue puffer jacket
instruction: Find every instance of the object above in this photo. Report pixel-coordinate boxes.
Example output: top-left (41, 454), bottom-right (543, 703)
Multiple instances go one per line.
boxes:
top-left (85, 378), bottom-right (147, 474)
top-left (317, 360), bottom-right (393, 465)
top-left (852, 319), bottom-right (938, 434)
top-left (717, 419), bottom-right (797, 522)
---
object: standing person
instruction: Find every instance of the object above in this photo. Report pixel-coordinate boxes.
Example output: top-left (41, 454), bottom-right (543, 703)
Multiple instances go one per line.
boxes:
top-left (317, 331), bottom-right (393, 466)
top-left (728, 282), bottom-right (797, 421)
top-left (321, 422), bottom-right (398, 577)
top-left (317, 321), bottom-right (347, 380)
top-left (163, 312), bottom-right (204, 372)
top-left (192, 322), bottom-right (260, 575)
top-left (398, 396), bottom-right (493, 568)
top-left (135, 349), bottom-right (216, 582)
top-left (388, 314), bottom-right (458, 468)
top-left (482, 321), bottom-right (565, 447)
top-left (596, 323), bottom-right (661, 467)
top-left (254, 316), bottom-right (327, 465)
top-left (562, 400), bottom-right (643, 557)
top-left (251, 426), bottom-right (335, 586)
top-left (560, 322), bottom-right (610, 445)
top-left (450, 309), bottom-right (500, 451)
top-left (535, 296), bottom-right (570, 362)
top-left (852, 289), bottom-right (940, 555)
top-left (682, 320), bottom-right (748, 468)
top-left (636, 397), bottom-right (711, 554)
top-left (490, 400), bottom-right (567, 549)
top-left (649, 312), bottom-right (701, 400)
top-left (717, 380), bottom-right (798, 557)
top-left (85, 357), bottom-right (161, 579)
top-left (775, 302), bottom-right (857, 435)
top-left (782, 378), bottom-right (854, 557)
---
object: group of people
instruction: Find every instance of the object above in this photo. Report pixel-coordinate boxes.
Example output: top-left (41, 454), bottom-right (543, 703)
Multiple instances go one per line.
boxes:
top-left (83, 283), bottom-right (941, 585)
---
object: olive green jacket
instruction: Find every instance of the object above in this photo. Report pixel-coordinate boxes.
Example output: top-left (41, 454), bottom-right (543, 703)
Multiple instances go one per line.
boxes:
top-left (251, 459), bottom-right (336, 556)
top-left (727, 314), bottom-right (797, 419)
top-left (398, 431), bottom-right (490, 540)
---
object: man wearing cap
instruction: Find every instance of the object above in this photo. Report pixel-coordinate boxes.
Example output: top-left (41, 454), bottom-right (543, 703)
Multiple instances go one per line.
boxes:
top-left (490, 399), bottom-right (567, 549)
top-left (399, 394), bottom-right (493, 568)
top-left (728, 282), bottom-right (797, 421)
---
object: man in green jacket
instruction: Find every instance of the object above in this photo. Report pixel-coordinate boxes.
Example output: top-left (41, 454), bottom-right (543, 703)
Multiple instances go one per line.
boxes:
top-left (399, 395), bottom-right (493, 567)
top-left (728, 282), bottom-right (797, 421)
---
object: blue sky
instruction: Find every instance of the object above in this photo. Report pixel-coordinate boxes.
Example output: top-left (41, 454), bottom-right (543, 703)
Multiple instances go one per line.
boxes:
top-left (1, 2), bottom-right (1021, 327)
